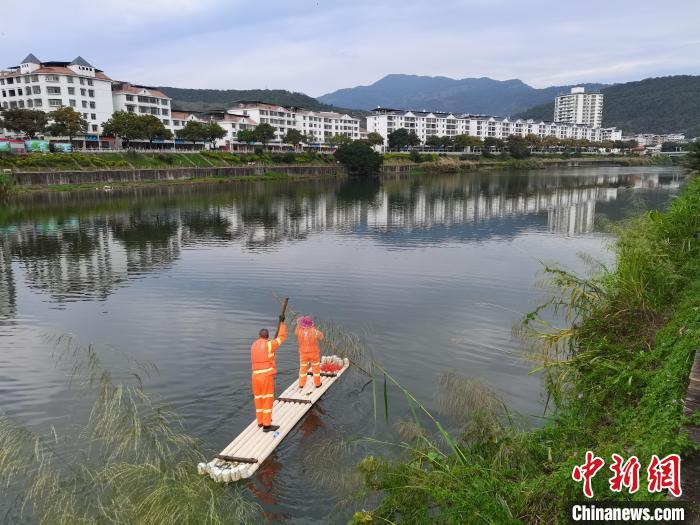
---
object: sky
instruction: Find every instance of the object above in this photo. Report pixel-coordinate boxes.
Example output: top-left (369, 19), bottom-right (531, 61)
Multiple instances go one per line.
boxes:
top-left (2, 0), bottom-right (699, 96)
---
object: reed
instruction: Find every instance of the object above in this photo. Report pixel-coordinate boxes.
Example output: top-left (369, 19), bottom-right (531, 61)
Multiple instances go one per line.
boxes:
top-left (0, 336), bottom-right (260, 524)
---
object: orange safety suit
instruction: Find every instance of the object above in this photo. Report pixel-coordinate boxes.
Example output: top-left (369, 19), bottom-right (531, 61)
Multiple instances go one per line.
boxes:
top-left (296, 326), bottom-right (324, 388)
top-left (251, 323), bottom-right (287, 426)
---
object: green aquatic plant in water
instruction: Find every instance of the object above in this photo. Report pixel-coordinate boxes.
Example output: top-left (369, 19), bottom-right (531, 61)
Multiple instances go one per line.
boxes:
top-left (0, 335), bottom-right (260, 525)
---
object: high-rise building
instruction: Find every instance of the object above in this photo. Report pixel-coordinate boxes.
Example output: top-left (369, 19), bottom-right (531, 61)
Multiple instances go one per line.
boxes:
top-left (553, 87), bottom-right (604, 128)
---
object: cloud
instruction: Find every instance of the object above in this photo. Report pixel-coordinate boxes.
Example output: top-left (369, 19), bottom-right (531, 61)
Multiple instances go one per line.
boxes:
top-left (1, 0), bottom-right (699, 95)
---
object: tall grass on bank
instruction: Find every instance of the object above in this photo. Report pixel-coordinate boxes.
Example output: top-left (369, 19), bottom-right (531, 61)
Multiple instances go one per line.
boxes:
top-left (0, 335), bottom-right (259, 524)
top-left (348, 177), bottom-right (700, 524)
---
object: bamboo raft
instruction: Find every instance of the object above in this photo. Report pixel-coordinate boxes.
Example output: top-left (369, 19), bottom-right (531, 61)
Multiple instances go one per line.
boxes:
top-left (198, 355), bottom-right (350, 483)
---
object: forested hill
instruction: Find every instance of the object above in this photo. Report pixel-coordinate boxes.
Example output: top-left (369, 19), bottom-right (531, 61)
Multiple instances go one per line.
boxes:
top-left (514, 76), bottom-right (700, 137)
top-left (159, 86), bottom-right (367, 117)
top-left (318, 74), bottom-right (606, 115)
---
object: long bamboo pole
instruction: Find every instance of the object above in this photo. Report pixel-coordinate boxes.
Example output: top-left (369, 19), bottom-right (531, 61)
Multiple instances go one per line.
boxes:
top-left (274, 297), bottom-right (289, 339)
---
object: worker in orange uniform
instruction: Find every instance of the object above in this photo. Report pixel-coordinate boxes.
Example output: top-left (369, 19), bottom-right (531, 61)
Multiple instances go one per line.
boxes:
top-left (251, 315), bottom-right (287, 432)
top-left (296, 316), bottom-right (323, 389)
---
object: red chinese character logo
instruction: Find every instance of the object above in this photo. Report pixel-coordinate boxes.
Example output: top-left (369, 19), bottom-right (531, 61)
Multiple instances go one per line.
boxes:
top-left (647, 454), bottom-right (682, 497)
top-left (609, 454), bottom-right (641, 494)
top-left (572, 451), bottom-right (605, 498)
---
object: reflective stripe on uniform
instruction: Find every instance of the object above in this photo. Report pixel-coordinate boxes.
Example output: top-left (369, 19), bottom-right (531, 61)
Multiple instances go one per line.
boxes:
top-left (255, 409), bottom-right (273, 413)
top-left (267, 341), bottom-right (274, 358)
top-left (275, 337), bottom-right (282, 345)
top-left (253, 367), bottom-right (274, 375)
top-left (312, 362), bottom-right (320, 366)
top-left (254, 394), bottom-right (274, 399)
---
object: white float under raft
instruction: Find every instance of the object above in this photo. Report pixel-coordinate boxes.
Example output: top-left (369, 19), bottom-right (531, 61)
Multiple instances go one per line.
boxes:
top-left (198, 355), bottom-right (350, 483)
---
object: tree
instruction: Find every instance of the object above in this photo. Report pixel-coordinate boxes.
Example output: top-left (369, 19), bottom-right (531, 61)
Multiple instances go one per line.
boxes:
top-left (334, 141), bottom-right (383, 176)
top-left (388, 128), bottom-right (421, 150)
top-left (506, 135), bottom-right (530, 159)
top-left (425, 135), bottom-right (453, 150)
top-left (202, 121), bottom-right (226, 149)
top-left (253, 123), bottom-right (276, 145)
top-left (46, 107), bottom-right (87, 142)
top-left (327, 134), bottom-right (353, 147)
top-left (237, 129), bottom-right (257, 143)
top-left (684, 141), bottom-right (700, 171)
top-left (365, 132), bottom-right (384, 147)
top-left (483, 137), bottom-right (505, 150)
top-left (177, 121), bottom-right (206, 145)
top-left (0, 108), bottom-right (48, 138)
top-left (140, 115), bottom-right (172, 144)
top-left (102, 111), bottom-right (147, 147)
top-left (284, 129), bottom-right (307, 147)
top-left (454, 134), bottom-right (482, 151)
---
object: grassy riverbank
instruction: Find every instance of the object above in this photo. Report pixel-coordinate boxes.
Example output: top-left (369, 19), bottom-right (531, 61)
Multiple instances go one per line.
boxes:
top-left (0, 150), bottom-right (334, 172)
top-left (352, 175), bottom-right (700, 523)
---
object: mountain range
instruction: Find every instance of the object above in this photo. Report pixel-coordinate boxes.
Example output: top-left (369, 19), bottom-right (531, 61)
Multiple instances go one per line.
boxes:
top-left (318, 74), bottom-right (606, 116)
top-left (162, 74), bottom-right (700, 138)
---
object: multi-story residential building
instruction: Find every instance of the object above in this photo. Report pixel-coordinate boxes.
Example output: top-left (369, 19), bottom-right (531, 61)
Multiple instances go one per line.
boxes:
top-left (632, 133), bottom-right (686, 147)
top-left (171, 111), bottom-right (204, 134)
top-left (0, 54), bottom-right (114, 133)
top-left (367, 107), bottom-right (622, 149)
top-left (227, 102), bottom-right (361, 143)
top-left (554, 87), bottom-right (604, 128)
top-left (111, 82), bottom-right (173, 131)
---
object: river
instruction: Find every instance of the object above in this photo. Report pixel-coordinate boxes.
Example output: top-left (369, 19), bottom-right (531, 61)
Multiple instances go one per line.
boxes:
top-left (0, 166), bottom-right (685, 523)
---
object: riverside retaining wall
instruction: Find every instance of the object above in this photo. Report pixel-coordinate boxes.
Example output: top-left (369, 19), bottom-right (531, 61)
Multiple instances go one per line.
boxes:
top-left (11, 164), bottom-right (344, 186)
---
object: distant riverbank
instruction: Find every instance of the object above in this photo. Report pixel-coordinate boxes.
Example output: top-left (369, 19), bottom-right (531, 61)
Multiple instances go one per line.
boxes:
top-left (0, 150), bottom-right (671, 194)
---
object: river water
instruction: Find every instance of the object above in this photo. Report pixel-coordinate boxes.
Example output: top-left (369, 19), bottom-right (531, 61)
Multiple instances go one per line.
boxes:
top-left (0, 166), bottom-right (685, 523)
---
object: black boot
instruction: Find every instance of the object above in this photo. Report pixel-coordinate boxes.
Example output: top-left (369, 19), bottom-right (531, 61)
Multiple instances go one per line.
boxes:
top-left (262, 425), bottom-right (280, 432)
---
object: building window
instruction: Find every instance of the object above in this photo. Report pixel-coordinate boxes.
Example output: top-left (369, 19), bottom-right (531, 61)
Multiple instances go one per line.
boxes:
top-left (79, 78), bottom-right (85, 85)
top-left (89, 101), bottom-right (95, 108)
top-left (69, 99), bottom-right (76, 107)
top-left (87, 79), bottom-right (93, 86)
top-left (34, 99), bottom-right (42, 107)
top-left (27, 99), bottom-right (33, 108)
top-left (18, 100), bottom-right (24, 108)
top-left (48, 99), bottom-right (63, 107)
top-left (8, 89), bottom-right (15, 97)
top-left (173, 120), bottom-right (180, 126)
top-left (126, 105), bottom-right (135, 112)
top-left (161, 99), bottom-right (168, 105)
top-left (7, 78), bottom-right (14, 84)
top-left (9, 101), bottom-right (17, 108)
top-left (24, 76), bottom-right (30, 84)
top-left (88, 89), bottom-right (94, 97)
top-left (91, 113), bottom-right (96, 120)
top-left (82, 113), bottom-right (88, 119)
top-left (91, 125), bottom-right (98, 132)
top-left (67, 77), bottom-right (73, 83)
top-left (32, 86), bottom-right (41, 94)
top-left (162, 119), bottom-right (169, 125)
top-left (82, 100), bottom-right (87, 108)
top-left (126, 95), bottom-right (134, 101)
top-left (46, 75), bottom-right (60, 82)
top-left (47, 86), bottom-right (61, 95)
top-left (0, 90), bottom-right (4, 96)
top-left (161, 108), bottom-right (169, 115)
top-left (80, 88), bottom-right (86, 96)
top-left (0, 79), bottom-right (4, 85)
top-left (17, 88), bottom-right (23, 96)
top-left (68, 87), bottom-right (75, 95)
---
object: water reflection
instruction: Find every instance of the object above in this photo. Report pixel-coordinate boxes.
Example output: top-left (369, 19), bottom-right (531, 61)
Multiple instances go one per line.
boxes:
top-left (0, 169), bottom-right (683, 307)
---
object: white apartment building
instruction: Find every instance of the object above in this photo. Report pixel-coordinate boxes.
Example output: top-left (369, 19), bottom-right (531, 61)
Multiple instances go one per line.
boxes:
top-left (209, 113), bottom-right (258, 147)
top-left (0, 54), bottom-right (114, 133)
top-left (227, 102), bottom-right (361, 143)
top-left (554, 87), bottom-right (604, 128)
top-left (111, 82), bottom-right (173, 132)
top-left (171, 110), bottom-right (205, 134)
top-left (367, 108), bottom-right (622, 148)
